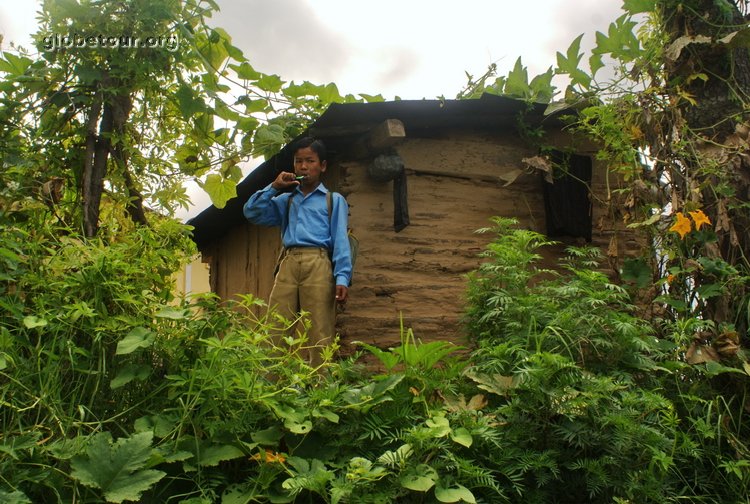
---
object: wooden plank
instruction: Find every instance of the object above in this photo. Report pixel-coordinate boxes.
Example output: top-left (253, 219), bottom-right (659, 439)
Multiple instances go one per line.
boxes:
top-left (349, 119), bottom-right (406, 159)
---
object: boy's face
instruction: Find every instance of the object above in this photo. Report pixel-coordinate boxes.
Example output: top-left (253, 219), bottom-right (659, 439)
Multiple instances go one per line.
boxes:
top-left (293, 146), bottom-right (327, 187)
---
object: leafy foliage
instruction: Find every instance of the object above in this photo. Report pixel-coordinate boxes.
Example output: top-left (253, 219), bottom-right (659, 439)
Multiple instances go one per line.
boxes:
top-left (70, 432), bottom-right (166, 503)
top-left (464, 219), bottom-right (750, 503)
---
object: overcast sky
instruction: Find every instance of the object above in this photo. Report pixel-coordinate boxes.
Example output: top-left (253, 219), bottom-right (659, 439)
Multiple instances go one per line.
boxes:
top-left (0, 0), bottom-right (625, 217)
top-left (206, 0), bottom-right (625, 98)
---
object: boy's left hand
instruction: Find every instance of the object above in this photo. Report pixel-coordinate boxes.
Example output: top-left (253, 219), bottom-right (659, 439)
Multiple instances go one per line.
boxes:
top-left (335, 285), bottom-right (348, 303)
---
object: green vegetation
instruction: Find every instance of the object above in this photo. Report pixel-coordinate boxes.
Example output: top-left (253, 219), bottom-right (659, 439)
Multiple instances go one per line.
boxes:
top-left (2, 0), bottom-right (750, 502)
top-left (3, 213), bottom-right (749, 502)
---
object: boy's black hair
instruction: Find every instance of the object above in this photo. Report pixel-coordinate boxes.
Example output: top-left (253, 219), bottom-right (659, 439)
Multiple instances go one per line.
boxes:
top-left (291, 136), bottom-right (327, 163)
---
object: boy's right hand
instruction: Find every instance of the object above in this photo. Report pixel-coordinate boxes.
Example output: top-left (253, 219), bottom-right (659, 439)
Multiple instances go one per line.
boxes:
top-left (271, 171), bottom-right (300, 191)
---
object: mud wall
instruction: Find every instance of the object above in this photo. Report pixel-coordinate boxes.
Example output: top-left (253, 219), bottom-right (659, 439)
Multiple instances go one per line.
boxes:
top-left (203, 128), bottom-right (638, 355)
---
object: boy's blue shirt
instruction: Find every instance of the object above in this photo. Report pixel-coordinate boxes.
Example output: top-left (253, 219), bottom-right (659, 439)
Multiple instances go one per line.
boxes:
top-left (243, 182), bottom-right (352, 287)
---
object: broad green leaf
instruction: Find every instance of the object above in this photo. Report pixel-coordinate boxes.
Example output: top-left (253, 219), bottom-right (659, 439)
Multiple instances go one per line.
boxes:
top-left (401, 474), bottom-right (437, 492)
top-left (134, 414), bottom-right (178, 438)
top-left (654, 295), bottom-right (688, 312)
top-left (154, 446), bottom-right (194, 464)
top-left (434, 483), bottom-right (476, 503)
top-left (359, 93), bottom-right (385, 103)
top-left (505, 57), bottom-right (530, 98)
top-left (529, 67), bottom-right (555, 103)
top-left (356, 341), bottom-right (401, 371)
top-left (214, 99), bottom-right (239, 122)
top-left (697, 283), bottom-right (725, 299)
top-left (155, 306), bottom-right (190, 319)
top-left (704, 361), bottom-right (745, 377)
top-left (343, 373), bottom-right (405, 409)
top-left (175, 85), bottom-right (206, 119)
top-left (593, 15), bottom-right (640, 62)
top-left (111, 363), bottom-right (151, 388)
top-left (268, 401), bottom-right (306, 423)
top-left (396, 339), bottom-right (461, 369)
top-left (257, 74), bottom-right (284, 93)
top-left (225, 42), bottom-right (245, 61)
top-left (237, 95), bottom-right (270, 114)
top-left (197, 28), bottom-right (230, 70)
top-left (223, 484), bottom-right (260, 504)
top-left (589, 53), bottom-right (604, 76)
top-left (23, 315), bottom-right (47, 329)
top-left (251, 425), bottom-right (284, 445)
top-left (556, 34), bottom-right (591, 89)
top-left (371, 373), bottom-right (406, 396)
top-left (253, 124), bottom-right (287, 159)
top-left (48, 436), bottom-right (88, 461)
top-left (284, 419), bottom-right (313, 434)
top-left (400, 464), bottom-right (438, 492)
top-left (464, 368), bottom-right (516, 395)
top-left (623, 0), bottom-right (656, 14)
top-left (70, 431), bottom-right (165, 503)
top-left (312, 407), bottom-right (340, 423)
top-left (283, 80), bottom-right (320, 99)
top-left (0, 490), bottom-right (31, 504)
top-left (557, 34), bottom-right (584, 74)
top-left (317, 82), bottom-right (342, 104)
top-left (621, 258), bottom-right (652, 289)
top-left (74, 65), bottom-right (103, 84)
top-left (450, 428), bottom-right (473, 448)
top-left (0, 52), bottom-right (33, 76)
top-left (229, 62), bottom-right (261, 80)
top-left (116, 327), bottom-right (155, 355)
top-left (192, 112), bottom-right (215, 138)
top-left (425, 416), bottom-right (451, 438)
top-left (219, 160), bottom-right (243, 182)
top-left (197, 444), bottom-right (244, 466)
top-left (237, 116), bottom-right (260, 134)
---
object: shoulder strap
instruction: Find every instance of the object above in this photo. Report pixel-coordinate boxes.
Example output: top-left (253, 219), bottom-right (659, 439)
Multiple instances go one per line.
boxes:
top-left (285, 192), bottom-right (294, 232)
top-left (287, 191), bottom-right (333, 225)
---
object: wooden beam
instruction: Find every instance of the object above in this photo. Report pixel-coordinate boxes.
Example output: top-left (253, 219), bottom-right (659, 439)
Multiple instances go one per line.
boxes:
top-left (348, 119), bottom-right (406, 159)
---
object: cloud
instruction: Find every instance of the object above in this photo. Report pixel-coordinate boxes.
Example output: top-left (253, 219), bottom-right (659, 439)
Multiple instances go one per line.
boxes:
top-left (545, 0), bottom-right (625, 55)
top-left (371, 47), bottom-right (420, 90)
top-left (210, 0), bottom-right (351, 84)
top-left (0, 2), bottom-right (39, 49)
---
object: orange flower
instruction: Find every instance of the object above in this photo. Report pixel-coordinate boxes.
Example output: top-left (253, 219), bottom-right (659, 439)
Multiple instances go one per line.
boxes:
top-left (667, 274), bottom-right (676, 284)
top-left (251, 449), bottom-right (286, 464)
top-left (669, 212), bottom-right (692, 238)
top-left (688, 209), bottom-right (711, 230)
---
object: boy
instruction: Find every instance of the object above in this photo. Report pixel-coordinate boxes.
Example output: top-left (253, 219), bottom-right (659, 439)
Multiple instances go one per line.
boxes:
top-left (243, 137), bottom-right (351, 367)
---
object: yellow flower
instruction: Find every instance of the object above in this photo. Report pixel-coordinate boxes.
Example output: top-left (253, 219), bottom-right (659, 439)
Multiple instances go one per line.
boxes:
top-left (688, 209), bottom-right (711, 230)
top-left (669, 212), bottom-right (692, 239)
top-left (251, 449), bottom-right (286, 464)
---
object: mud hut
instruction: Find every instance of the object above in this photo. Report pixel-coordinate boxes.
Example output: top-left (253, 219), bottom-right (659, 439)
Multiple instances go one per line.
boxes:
top-left (188, 94), bottom-right (635, 352)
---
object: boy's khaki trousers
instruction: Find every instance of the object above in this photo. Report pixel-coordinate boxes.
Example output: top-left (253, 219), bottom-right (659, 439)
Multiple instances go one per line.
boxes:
top-left (268, 247), bottom-right (336, 367)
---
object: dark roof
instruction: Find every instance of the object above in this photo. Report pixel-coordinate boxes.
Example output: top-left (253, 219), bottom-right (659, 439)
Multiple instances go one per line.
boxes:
top-left (187, 93), bottom-right (560, 248)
